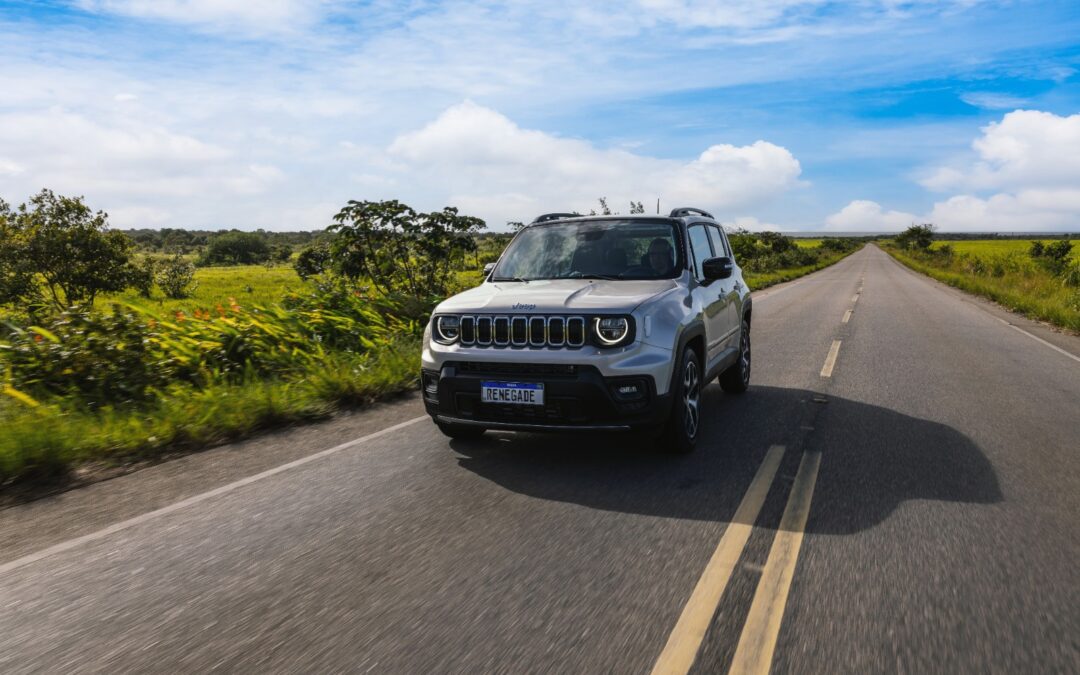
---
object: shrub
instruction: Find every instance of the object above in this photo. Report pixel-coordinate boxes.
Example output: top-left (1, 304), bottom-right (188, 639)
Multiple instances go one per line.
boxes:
top-left (126, 257), bottom-right (157, 298)
top-left (895, 224), bottom-right (935, 251)
top-left (0, 307), bottom-right (163, 406)
top-left (294, 243), bottom-right (331, 280)
top-left (156, 255), bottom-right (198, 299)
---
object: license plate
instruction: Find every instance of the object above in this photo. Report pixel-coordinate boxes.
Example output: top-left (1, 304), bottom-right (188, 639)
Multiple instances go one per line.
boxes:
top-left (481, 381), bottom-right (544, 406)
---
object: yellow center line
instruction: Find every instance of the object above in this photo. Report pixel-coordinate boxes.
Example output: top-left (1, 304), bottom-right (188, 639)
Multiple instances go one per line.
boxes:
top-left (729, 450), bottom-right (822, 675)
top-left (820, 340), bottom-right (842, 378)
top-left (650, 445), bottom-right (786, 675)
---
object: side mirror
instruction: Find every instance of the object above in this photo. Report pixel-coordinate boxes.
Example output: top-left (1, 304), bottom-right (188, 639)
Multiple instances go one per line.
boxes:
top-left (483, 262), bottom-right (497, 278)
top-left (702, 256), bottom-right (734, 280)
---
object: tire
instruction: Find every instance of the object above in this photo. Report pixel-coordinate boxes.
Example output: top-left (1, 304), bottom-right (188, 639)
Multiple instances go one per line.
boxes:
top-left (719, 318), bottom-right (751, 394)
top-left (657, 345), bottom-right (702, 454)
top-left (436, 422), bottom-right (486, 440)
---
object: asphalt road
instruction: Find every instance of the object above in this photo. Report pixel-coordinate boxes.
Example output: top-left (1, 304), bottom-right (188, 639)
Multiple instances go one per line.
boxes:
top-left (2, 244), bottom-right (1078, 673)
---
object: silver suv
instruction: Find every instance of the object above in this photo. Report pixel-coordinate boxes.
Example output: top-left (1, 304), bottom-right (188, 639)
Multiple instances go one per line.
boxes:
top-left (420, 208), bottom-right (752, 452)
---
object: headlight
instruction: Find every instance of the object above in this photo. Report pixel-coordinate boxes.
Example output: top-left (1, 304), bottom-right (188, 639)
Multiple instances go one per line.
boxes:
top-left (593, 316), bottom-right (631, 346)
top-left (434, 315), bottom-right (459, 344)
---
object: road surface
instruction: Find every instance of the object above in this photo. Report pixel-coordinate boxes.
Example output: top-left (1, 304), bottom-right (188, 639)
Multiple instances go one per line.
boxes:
top-left (2, 244), bottom-right (1078, 673)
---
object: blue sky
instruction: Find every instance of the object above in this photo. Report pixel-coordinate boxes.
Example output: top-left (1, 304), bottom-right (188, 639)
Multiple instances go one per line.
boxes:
top-left (1, 1), bottom-right (1079, 232)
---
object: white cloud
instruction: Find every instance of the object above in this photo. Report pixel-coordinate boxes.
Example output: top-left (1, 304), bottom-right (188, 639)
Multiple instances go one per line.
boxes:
top-left (388, 101), bottom-right (802, 226)
top-left (958, 92), bottom-right (1029, 110)
top-left (74, 0), bottom-right (326, 35)
top-left (915, 110), bottom-right (1080, 231)
top-left (922, 110), bottom-right (1080, 192)
top-left (824, 200), bottom-right (919, 232)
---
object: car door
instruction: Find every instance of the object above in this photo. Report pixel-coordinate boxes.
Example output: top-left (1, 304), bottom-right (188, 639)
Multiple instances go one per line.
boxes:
top-left (707, 225), bottom-right (741, 351)
top-left (686, 224), bottom-right (728, 369)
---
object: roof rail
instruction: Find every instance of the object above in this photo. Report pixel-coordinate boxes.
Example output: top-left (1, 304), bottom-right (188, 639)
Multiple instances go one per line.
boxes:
top-left (531, 213), bottom-right (581, 224)
top-left (669, 207), bottom-right (714, 219)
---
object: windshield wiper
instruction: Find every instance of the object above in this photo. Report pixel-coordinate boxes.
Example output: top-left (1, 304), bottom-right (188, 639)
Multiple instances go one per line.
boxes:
top-left (569, 273), bottom-right (620, 280)
top-left (491, 276), bottom-right (531, 283)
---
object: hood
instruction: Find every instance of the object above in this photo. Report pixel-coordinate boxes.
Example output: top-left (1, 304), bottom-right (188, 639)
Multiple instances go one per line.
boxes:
top-left (436, 278), bottom-right (679, 314)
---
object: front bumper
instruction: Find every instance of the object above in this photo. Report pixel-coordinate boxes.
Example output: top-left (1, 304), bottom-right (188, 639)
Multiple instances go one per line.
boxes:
top-left (421, 362), bottom-right (673, 432)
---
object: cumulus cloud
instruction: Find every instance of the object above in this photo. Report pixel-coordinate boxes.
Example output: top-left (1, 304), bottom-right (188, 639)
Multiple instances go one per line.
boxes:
top-left (824, 200), bottom-right (919, 232)
top-left (388, 101), bottom-right (802, 226)
top-left (916, 110), bottom-right (1080, 231)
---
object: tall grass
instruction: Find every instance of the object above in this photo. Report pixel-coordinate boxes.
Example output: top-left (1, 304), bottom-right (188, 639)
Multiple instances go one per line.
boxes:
top-left (0, 338), bottom-right (419, 487)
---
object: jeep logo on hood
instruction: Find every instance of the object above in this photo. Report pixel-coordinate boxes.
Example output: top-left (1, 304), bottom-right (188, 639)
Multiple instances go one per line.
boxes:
top-left (511, 302), bottom-right (537, 311)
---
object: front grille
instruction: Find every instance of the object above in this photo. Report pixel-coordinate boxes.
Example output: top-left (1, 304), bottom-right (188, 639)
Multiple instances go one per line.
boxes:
top-left (455, 362), bottom-right (579, 377)
top-left (459, 315), bottom-right (586, 348)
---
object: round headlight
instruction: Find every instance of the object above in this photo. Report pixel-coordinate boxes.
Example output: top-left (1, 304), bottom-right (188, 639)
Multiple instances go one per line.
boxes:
top-left (435, 315), bottom-right (460, 343)
top-left (593, 317), bottom-right (629, 346)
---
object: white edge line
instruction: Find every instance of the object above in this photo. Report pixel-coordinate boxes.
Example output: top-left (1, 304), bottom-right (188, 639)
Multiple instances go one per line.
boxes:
top-left (996, 318), bottom-right (1080, 364)
top-left (882, 245), bottom-right (1080, 365)
top-left (0, 415), bottom-right (428, 576)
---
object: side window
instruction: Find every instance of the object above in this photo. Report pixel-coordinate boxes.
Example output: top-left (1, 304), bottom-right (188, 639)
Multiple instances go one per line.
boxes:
top-left (707, 226), bottom-right (729, 259)
top-left (687, 225), bottom-right (713, 280)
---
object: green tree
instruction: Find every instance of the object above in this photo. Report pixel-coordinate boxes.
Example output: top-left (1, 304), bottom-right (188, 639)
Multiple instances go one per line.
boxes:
top-left (0, 199), bottom-right (39, 308)
top-left (9, 190), bottom-right (133, 308)
top-left (895, 224), bottom-right (935, 251)
top-left (328, 199), bottom-right (485, 297)
top-left (200, 231), bottom-right (271, 265)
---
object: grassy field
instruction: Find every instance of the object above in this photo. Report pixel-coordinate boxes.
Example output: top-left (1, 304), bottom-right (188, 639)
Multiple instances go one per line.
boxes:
top-left (883, 239), bottom-right (1079, 332)
top-left (793, 238), bottom-right (823, 248)
top-left (932, 239), bottom-right (1080, 259)
top-left (97, 264), bottom-right (308, 315)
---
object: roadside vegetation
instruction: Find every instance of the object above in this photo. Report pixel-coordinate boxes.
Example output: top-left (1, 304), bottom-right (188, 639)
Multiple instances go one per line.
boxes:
top-left (1, 190), bottom-right (860, 492)
top-left (728, 231), bottom-right (863, 289)
top-left (882, 225), bottom-right (1080, 332)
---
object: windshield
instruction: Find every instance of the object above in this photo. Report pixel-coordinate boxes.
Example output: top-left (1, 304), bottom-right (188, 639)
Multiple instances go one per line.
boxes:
top-left (491, 219), bottom-right (683, 281)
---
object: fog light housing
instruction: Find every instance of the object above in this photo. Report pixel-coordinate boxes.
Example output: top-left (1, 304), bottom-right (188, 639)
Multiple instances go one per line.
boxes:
top-left (610, 378), bottom-right (647, 401)
top-left (421, 371), bottom-right (440, 401)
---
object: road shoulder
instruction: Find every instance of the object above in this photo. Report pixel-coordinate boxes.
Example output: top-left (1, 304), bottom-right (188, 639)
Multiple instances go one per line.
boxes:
top-left (0, 392), bottom-right (426, 564)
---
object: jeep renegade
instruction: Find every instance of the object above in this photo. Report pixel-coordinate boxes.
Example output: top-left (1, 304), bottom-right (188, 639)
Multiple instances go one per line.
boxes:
top-left (420, 208), bottom-right (752, 452)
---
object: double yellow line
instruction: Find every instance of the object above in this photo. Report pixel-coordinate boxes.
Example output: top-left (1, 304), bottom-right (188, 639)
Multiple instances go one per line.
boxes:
top-left (651, 446), bottom-right (822, 675)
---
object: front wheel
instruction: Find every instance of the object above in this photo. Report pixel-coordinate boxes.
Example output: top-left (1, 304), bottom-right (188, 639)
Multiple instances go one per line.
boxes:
top-left (657, 346), bottom-right (702, 454)
top-left (719, 318), bottom-right (751, 393)
top-left (436, 422), bottom-right (486, 440)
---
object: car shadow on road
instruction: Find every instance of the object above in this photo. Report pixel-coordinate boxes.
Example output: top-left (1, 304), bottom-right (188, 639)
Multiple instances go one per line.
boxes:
top-left (450, 385), bottom-right (1002, 535)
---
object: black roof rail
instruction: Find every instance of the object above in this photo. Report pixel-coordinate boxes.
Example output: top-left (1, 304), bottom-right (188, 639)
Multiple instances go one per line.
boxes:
top-left (669, 207), bottom-right (714, 219)
top-left (531, 213), bottom-right (581, 224)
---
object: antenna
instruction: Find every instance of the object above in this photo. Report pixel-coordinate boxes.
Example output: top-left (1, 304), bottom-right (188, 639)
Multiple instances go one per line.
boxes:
top-left (656, 197), bottom-right (660, 215)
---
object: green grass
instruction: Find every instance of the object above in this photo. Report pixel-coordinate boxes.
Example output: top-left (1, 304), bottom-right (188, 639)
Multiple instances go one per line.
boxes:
top-left (793, 238), bottom-right (823, 249)
top-left (883, 242), bottom-right (1080, 332)
top-left (744, 245), bottom-right (863, 290)
top-left (931, 239), bottom-right (1079, 259)
top-left (0, 338), bottom-right (419, 487)
top-left (97, 264), bottom-right (308, 316)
